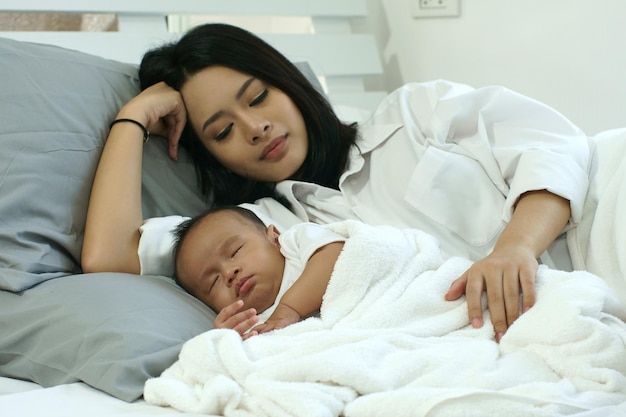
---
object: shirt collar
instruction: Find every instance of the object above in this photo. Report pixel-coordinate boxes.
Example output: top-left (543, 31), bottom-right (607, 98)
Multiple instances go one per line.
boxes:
top-left (355, 123), bottom-right (403, 153)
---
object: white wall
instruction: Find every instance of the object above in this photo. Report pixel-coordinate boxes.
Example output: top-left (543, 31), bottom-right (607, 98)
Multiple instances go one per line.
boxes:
top-left (355, 0), bottom-right (626, 135)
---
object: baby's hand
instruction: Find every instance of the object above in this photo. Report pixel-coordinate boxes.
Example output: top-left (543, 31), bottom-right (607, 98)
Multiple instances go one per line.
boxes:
top-left (250, 303), bottom-right (301, 336)
top-left (214, 300), bottom-right (259, 337)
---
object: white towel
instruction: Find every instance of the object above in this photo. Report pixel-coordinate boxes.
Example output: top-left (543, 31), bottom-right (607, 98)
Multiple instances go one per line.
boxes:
top-left (145, 220), bottom-right (626, 417)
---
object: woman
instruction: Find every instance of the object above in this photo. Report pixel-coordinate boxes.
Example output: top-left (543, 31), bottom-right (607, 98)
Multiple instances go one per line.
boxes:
top-left (82, 23), bottom-right (592, 340)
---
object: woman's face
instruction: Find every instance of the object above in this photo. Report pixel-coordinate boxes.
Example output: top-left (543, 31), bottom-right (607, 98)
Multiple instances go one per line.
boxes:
top-left (181, 66), bottom-right (308, 182)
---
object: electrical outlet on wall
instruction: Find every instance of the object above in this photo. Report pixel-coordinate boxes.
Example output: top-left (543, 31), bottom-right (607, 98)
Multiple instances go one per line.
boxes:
top-left (412, 0), bottom-right (460, 18)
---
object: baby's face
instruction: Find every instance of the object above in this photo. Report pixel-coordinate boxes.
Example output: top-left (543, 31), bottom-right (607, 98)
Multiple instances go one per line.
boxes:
top-left (176, 211), bottom-right (285, 314)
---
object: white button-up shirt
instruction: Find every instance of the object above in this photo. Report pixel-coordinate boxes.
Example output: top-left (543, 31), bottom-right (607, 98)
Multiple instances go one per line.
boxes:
top-left (140, 80), bottom-right (591, 275)
top-left (277, 80), bottom-right (590, 266)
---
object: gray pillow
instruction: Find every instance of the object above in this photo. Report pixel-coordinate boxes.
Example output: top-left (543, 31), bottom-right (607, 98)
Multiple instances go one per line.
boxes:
top-left (0, 35), bottom-right (322, 402)
top-left (0, 37), bottom-right (209, 293)
top-left (0, 273), bottom-right (216, 402)
top-left (0, 36), bottom-right (212, 402)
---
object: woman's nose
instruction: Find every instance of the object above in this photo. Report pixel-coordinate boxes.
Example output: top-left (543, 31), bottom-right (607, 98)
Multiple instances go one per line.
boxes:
top-left (244, 115), bottom-right (271, 143)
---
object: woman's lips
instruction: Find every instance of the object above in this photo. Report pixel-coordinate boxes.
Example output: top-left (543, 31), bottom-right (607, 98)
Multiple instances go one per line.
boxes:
top-left (260, 135), bottom-right (287, 160)
top-left (237, 276), bottom-right (254, 298)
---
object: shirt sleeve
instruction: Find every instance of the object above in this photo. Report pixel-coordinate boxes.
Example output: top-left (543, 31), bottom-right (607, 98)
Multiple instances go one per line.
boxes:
top-left (279, 222), bottom-right (346, 267)
top-left (388, 80), bottom-right (590, 224)
top-left (239, 197), bottom-right (305, 232)
top-left (138, 215), bottom-right (189, 276)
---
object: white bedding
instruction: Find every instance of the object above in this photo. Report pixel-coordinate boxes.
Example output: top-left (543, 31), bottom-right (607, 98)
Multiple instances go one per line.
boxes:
top-left (143, 221), bottom-right (626, 417)
top-left (568, 128), bottom-right (626, 307)
top-left (3, 3), bottom-right (626, 416)
top-left (0, 377), bottom-right (211, 417)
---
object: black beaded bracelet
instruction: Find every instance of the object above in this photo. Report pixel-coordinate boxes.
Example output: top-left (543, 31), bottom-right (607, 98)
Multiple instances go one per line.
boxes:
top-left (109, 118), bottom-right (150, 143)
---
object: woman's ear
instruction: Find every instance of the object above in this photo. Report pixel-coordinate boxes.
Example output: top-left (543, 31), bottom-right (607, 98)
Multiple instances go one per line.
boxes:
top-left (266, 224), bottom-right (281, 245)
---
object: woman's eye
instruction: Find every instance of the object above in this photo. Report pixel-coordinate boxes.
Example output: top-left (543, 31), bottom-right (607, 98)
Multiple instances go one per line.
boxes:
top-left (250, 89), bottom-right (268, 107)
top-left (214, 123), bottom-right (233, 142)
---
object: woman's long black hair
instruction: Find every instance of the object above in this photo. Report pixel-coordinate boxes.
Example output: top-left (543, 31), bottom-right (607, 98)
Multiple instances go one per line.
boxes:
top-left (139, 23), bottom-right (358, 205)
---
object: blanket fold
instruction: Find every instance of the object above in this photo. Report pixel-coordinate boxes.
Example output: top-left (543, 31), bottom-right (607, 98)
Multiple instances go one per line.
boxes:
top-left (145, 220), bottom-right (626, 417)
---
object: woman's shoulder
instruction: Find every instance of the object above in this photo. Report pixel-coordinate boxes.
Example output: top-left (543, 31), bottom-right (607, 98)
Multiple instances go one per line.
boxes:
top-left (392, 78), bottom-right (473, 93)
top-left (353, 79), bottom-right (482, 152)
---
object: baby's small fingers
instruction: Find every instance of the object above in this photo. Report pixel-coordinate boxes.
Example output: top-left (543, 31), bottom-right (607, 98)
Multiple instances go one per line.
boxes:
top-left (250, 323), bottom-right (275, 335)
top-left (220, 308), bottom-right (256, 329)
top-left (223, 300), bottom-right (245, 314)
top-left (214, 300), bottom-right (244, 323)
top-left (243, 330), bottom-right (259, 340)
top-left (233, 313), bottom-right (259, 336)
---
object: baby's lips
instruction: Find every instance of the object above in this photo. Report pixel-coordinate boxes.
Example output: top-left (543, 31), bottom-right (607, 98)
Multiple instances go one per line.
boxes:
top-left (237, 276), bottom-right (254, 297)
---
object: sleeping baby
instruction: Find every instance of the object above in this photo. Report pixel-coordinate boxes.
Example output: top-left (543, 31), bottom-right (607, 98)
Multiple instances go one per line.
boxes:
top-left (171, 206), bottom-right (345, 338)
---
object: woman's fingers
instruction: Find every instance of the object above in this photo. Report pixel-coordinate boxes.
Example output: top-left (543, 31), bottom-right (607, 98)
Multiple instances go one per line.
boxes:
top-left (168, 142), bottom-right (179, 161)
top-left (444, 274), bottom-right (467, 301)
top-left (450, 261), bottom-right (535, 342)
top-left (163, 113), bottom-right (186, 160)
top-left (503, 267), bottom-right (521, 327)
top-left (124, 81), bottom-right (187, 160)
top-left (483, 271), bottom-right (507, 341)
top-left (464, 270), bottom-right (488, 330)
top-left (519, 267), bottom-right (536, 314)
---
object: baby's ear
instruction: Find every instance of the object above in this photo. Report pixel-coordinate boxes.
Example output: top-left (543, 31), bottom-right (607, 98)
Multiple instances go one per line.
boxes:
top-left (266, 224), bottom-right (281, 245)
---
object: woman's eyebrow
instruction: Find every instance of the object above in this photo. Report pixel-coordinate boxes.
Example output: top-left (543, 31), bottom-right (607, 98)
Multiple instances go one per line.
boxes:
top-left (202, 111), bottom-right (223, 132)
top-left (236, 77), bottom-right (256, 100)
top-left (201, 77), bottom-right (257, 132)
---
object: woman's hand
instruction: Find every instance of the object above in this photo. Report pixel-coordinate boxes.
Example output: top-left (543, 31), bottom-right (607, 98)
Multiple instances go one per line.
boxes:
top-left (445, 245), bottom-right (538, 342)
top-left (444, 190), bottom-right (570, 342)
top-left (214, 300), bottom-right (259, 338)
top-left (117, 81), bottom-right (187, 160)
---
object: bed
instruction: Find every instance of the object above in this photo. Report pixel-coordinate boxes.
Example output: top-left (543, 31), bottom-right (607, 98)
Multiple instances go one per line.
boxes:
top-left (1, 2), bottom-right (626, 417)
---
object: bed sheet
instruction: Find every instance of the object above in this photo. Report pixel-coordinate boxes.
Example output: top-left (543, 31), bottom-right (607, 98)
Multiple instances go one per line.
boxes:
top-left (3, 376), bottom-right (625, 417)
top-left (0, 376), bottom-right (211, 417)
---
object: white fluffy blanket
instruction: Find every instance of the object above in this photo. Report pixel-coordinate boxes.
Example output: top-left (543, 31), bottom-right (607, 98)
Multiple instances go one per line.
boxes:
top-left (144, 220), bottom-right (626, 417)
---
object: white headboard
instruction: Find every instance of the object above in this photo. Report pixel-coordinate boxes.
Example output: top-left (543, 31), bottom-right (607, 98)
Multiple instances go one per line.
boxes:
top-left (1, 0), bottom-right (386, 111)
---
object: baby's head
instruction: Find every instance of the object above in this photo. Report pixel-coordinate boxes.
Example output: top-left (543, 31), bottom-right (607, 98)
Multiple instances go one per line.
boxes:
top-left (173, 206), bottom-right (285, 314)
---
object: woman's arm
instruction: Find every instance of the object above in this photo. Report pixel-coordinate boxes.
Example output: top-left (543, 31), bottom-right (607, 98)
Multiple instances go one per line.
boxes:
top-left (445, 190), bottom-right (571, 340)
top-left (394, 82), bottom-right (586, 340)
top-left (252, 241), bottom-right (345, 334)
top-left (81, 82), bottom-right (187, 274)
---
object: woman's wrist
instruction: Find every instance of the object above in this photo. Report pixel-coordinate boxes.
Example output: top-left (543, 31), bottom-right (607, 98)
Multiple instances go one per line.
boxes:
top-left (115, 106), bottom-right (150, 128)
top-left (109, 118), bottom-right (150, 143)
top-left (115, 93), bottom-right (155, 126)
